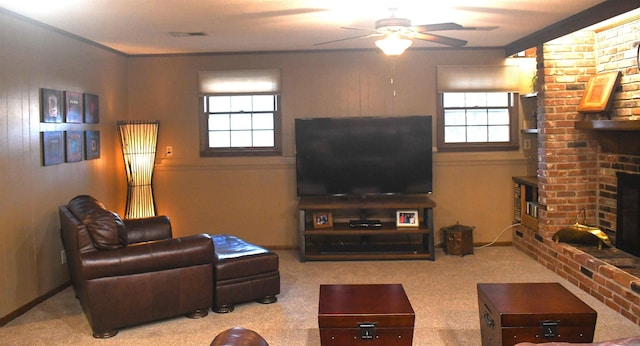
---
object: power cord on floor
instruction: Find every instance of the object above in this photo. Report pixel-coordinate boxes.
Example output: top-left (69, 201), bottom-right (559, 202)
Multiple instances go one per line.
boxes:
top-left (474, 223), bottom-right (521, 249)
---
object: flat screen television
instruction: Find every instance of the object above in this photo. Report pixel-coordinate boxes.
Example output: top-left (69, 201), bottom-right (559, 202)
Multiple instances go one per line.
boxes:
top-left (295, 115), bottom-right (433, 197)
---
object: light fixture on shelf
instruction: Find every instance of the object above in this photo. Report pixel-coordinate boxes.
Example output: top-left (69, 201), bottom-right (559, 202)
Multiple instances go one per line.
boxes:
top-left (375, 33), bottom-right (413, 56)
top-left (117, 120), bottom-right (159, 219)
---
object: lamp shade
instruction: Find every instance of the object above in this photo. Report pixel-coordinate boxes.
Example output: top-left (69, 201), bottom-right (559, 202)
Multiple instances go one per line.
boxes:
top-left (375, 34), bottom-right (412, 56)
top-left (117, 120), bottom-right (159, 219)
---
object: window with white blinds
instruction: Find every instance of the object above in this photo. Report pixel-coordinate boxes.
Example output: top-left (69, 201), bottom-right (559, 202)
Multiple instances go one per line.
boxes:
top-left (198, 69), bottom-right (282, 156)
top-left (436, 65), bottom-right (520, 152)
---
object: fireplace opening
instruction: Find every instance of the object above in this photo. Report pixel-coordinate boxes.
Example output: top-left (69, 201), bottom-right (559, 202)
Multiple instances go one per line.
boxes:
top-left (615, 172), bottom-right (640, 257)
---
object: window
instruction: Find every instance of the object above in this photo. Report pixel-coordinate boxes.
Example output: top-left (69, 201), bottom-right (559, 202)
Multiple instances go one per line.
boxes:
top-left (199, 69), bottom-right (281, 156)
top-left (438, 92), bottom-right (518, 151)
top-left (436, 65), bottom-right (520, 152)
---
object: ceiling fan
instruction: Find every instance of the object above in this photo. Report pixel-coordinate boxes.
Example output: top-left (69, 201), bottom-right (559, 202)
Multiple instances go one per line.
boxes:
top-left (315, 8), bottom-right (497, 55)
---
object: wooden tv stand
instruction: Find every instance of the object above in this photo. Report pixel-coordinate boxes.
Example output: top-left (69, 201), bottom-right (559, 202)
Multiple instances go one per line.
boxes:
top-left (298, 194), bottom-right (436, 261)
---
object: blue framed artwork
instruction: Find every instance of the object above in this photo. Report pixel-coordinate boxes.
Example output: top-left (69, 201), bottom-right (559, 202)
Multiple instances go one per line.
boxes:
top-left (65, 131), bottom-right (83, 162)
top-left (83, 93), bottom-right (99, 123)
top-left (65, 91), bottom-right (83, 123)
top-left (41, 88), bottom-right (63, 123)
top-left (85, 130), bottom-right (100, 160)
top-left (42, 131), bottom-right (64, 166)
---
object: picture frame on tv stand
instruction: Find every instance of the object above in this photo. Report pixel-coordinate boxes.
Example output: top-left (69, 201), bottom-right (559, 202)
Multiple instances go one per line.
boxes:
top-left (396, 210), bottom-right (419, 228)
top-left (313, 212), bottom-right (333, 229)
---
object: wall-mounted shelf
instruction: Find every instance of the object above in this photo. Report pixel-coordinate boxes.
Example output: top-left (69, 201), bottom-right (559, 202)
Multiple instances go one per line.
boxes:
top-left (574, 120), bottom-right (640, 155)
top-left (513, 176), bottom-right (538, 231)
top-left (520, 93), bottom-right (538, 131)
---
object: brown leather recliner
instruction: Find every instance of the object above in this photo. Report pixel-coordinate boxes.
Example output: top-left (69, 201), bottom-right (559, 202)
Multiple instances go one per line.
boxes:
top-left (59, 195), bottom-right (214, 338)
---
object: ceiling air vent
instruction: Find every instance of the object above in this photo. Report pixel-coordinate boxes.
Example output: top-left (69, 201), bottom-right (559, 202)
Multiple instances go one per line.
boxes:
top-left (170, 32), bottom-right (208, 37)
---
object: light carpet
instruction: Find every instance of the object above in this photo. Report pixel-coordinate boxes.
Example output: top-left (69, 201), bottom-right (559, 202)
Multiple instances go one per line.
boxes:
top-left (2, 246), bottom-right (640, 345)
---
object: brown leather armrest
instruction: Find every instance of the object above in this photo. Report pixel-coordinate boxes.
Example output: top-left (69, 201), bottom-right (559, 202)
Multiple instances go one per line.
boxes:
top-left (124, 216), bottom-right (172, 244)
top-left (81, 234), bottom-right (213, 280)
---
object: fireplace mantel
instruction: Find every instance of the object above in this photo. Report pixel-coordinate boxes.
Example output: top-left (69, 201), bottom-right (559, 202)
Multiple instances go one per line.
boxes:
top-left (575, 120), bottom-right (640, 155)
top-left (575, 120), bottom-right (640, 131)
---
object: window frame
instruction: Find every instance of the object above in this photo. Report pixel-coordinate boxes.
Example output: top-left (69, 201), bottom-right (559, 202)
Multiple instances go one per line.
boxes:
top-left (199, 93), bottom-right (282, 157)
top-left (436, 91), bottom-right (520, 152)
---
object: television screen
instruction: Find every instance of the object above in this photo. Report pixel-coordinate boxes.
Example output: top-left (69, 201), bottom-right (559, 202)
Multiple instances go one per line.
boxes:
top-left (295, 115), bottom-right (433, 197)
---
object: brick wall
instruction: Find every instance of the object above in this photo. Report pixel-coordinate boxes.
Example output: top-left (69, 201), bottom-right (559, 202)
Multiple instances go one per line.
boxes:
top-left (514, 225), bottom-right (640, 325)
top-left (537, 30), bottom-right (600, 238)
top-left (593, 19), bottom-right (640, 236)
top-left (517, 17), bottom-right (640, 325)
top-left (536, 18), bottom-right (640, 239)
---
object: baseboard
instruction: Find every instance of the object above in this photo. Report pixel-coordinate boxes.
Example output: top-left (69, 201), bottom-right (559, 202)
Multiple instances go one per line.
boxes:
top-left (436, 241), bottom-right (513, 248)
top-left (266, 243), bottom-right (513, 251)
top-left (265, 245), bottom-right (298, 250)
top-left (476, 241), bottom-right (513, 247)
top-left (0, 281), bottom-right (71, 326)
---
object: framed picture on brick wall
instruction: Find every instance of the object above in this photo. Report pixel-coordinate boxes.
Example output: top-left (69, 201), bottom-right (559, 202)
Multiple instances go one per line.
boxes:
top-left (578, 71), bottom-right (621, 113)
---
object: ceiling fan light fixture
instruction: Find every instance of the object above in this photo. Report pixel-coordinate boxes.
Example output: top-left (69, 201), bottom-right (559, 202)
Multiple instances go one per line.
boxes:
top-left (375, 34), bottom-right (412, 56)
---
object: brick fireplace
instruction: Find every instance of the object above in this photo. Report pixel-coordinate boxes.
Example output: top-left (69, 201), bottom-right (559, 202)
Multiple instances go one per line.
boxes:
top-left (616, 173), bottom-right (640, 257)
top-left (513, 17), bottom-right (640, 324)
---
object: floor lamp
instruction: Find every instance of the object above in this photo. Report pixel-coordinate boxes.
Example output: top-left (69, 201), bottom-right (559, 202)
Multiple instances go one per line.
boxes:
top-left (117, 120), bottom-right (159, 219)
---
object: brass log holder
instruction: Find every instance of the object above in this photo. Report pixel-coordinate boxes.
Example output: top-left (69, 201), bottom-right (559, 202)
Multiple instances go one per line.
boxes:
top-left (552, 209), bottom-right (611, 249)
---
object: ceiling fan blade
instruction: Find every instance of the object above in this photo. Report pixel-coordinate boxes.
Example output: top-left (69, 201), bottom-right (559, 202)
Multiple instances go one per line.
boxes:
top-left (452, 5), bottom-right (532, 17)
top-left (455, 26), bottom-right (499, 31)
top-left (240, 8), bottom-right (328, 19)
top-left (313, 33), bottom-right (375, 46)
top-left (341, 26), bottom-right (379, 33)
top-left (414, 22), bottom-right (463, 32)
top-left (414, 22), bottom-right (498, 32)
top-left (413, 32), bottom-right (467, 47)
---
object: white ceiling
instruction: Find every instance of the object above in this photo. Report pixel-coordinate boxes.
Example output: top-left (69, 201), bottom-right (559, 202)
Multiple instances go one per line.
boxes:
top-left (0, 0), bottom-right (614, 55)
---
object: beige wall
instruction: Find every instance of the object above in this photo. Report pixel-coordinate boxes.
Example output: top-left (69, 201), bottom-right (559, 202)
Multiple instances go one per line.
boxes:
top-left (128, 50), bottom-right (529, 248)
top-left (0, 11), bottom-right (128, 318)
top-left (1, 10), bottom-right (530, 321)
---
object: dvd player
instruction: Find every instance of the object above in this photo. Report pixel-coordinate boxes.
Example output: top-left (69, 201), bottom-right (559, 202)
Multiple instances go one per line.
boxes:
top-left (349, 219), bottom-right (382, 229)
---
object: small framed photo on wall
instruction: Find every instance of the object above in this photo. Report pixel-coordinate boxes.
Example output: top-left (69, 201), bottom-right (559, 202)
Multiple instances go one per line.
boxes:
top-left (65, 131), bottom-right (83, 162)
top-left (313, 212), bottom-right (333, 229)
top-left (65, 91), bottom-right (83, 123)
top-left (41, 88), bottom-right (63, 123)
top-left (83, 93), bottom-right (99, 123)
top-left (396, 210), bottom-right (419, 228)
top-left (84, 130), bottom-right (100, 160)
top-left (41, 131), bottom-right (64, 166)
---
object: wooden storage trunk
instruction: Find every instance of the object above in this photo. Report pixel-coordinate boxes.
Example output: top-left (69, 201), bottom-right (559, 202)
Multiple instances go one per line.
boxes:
top-left (318, 284), bottom-right (414, 345)
top-left (477, 283), bottom-right (596, 346)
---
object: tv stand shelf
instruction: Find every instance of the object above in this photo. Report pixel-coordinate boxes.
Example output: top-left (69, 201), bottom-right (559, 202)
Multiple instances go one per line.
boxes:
top-left (298, 195), bottom-right (436, 261)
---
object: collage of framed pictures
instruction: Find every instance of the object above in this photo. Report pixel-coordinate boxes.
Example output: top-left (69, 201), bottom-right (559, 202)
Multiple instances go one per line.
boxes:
top-left (40, 88), bottom-right (100, 166)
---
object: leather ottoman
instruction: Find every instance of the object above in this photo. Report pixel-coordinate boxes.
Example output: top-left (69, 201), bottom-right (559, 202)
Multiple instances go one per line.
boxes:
top-left (212, 234), bottom-right (280, 313)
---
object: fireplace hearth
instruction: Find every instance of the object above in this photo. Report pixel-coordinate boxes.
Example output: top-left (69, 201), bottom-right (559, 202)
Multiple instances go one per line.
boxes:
top-left (615, 172), bottom-right (640, 257)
